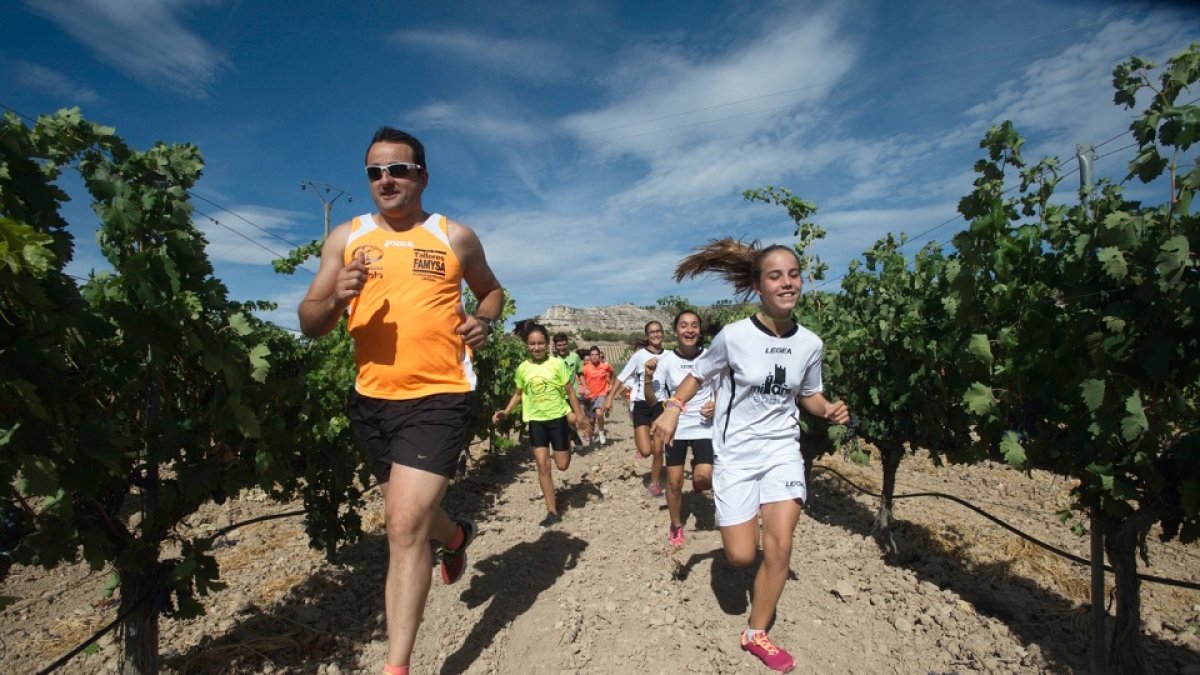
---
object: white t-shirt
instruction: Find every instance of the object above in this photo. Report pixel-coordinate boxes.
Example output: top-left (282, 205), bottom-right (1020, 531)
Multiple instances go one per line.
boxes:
top-left (652, 347), bottom-right (714, 441)
top-left (692, 316), bottom-right (824, 468)
top-left (616, 347), bottom-right (666, 404)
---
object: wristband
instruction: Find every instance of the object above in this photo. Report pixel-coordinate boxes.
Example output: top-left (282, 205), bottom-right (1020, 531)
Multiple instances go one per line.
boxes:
top-left (663, 396), bottom-right (686, 412)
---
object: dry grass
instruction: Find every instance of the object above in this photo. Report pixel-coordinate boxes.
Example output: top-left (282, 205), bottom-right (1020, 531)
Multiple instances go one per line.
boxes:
top-left (180, 634), bottom-right (300, 674)
top-left (29, 614), bottom-right (107, 664)
top-left (253, 574), bottom-right (308, 606)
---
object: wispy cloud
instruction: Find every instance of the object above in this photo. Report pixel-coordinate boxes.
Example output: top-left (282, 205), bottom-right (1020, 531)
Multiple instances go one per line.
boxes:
top-left (406, 101), bottom-right (543, 143)
top-left (563, 8), bottom-right (856, 156)
top-left (8, 59), bottom-right (101, 103)
top-left (965, 14), bottom-right (1197, 155)
top-left (556, 5), bottom-right (859, 217)
top-left (22, 0), bottom-right (230, 98)
top-left (194, 205), bottom-right (308, 267)
top-left (390, 29), bottom-right (577, 86)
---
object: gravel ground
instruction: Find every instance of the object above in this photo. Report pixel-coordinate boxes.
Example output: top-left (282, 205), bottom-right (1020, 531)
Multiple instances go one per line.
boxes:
top-left (4, 406), bottom-right (1200, 674)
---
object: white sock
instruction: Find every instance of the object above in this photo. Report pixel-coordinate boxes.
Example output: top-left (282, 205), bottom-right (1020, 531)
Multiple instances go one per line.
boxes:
top-left (744, 628), bottom-right (764, 641)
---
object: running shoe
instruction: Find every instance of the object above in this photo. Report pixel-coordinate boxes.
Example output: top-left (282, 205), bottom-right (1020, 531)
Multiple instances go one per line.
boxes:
top-left (741, 631), bottom-right (795, 673)
top-left (648, 483), bottom-right (664, 498)
top-left (597, 431), bottom-right (606, 445)
top-left (439, 518), bottom-right (476, 585)
top-left (539, 512), bottom-right (562, 529)
top-left (668, 524), bottom-right (685, 547)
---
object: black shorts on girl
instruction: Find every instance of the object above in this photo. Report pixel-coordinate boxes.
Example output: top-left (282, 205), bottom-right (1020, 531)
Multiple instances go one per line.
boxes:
top-left (666, 437), bottom-right (714, 467)
top-left (631, 400), bottom-right (663, 427)
top-left (346, 390), bottom-right (470, 482)
top-left (529, 416), bottom-right (571, 451)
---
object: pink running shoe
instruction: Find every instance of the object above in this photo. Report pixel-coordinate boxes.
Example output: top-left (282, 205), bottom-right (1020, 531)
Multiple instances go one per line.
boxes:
top-left (648, 482), bottom-right (664, 498)
top-left (668, 524), bottom-right (685, 547)
top-left (741, 631), bottom-right (795, 673)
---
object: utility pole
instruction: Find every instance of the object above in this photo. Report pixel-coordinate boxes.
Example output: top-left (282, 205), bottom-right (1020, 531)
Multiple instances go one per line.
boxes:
top-left (1077, 142), bottom-right (1109, 675)
top-left (300, 181), bottom-right (352, 237)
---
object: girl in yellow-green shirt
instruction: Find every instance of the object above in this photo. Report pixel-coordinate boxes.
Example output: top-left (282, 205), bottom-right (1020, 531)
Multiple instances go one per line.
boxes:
top-left (494, 323), bottom-right (590, 528)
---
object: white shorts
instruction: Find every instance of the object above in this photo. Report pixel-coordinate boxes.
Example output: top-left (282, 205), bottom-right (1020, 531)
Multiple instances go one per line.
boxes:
top-left (713, 456), bottom-right (807, 527)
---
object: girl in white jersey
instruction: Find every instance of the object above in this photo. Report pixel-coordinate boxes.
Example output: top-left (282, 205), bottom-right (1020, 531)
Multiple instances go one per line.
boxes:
top-left (650, 239), bottom-right (850, 674)
top-left (644, 309), bottom-right (716, 547)
top-left (603, 321), bottom-right (667, 497)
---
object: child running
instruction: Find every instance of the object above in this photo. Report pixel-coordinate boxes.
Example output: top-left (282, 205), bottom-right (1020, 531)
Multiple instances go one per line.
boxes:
top-left (580, 346), bottom-right (615, 445)
top-left (604, 321), bottom-right (667, 497)
top-left (644, 309), bottom-right (715, 547)
top-left (553, 332), bottom-right (587, 448)
top-left (650, 239), bottom-right (850, 673)
top-left (493, 323), bottom-right (591, 528)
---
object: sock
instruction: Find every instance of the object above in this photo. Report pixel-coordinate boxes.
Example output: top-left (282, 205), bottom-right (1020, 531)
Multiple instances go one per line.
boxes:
top-left (448, 522), bottom-right (465, 550)
top-left (383, 665), bottom-right (409, 675)
top-left (744, 627), bottom-right (764, 641)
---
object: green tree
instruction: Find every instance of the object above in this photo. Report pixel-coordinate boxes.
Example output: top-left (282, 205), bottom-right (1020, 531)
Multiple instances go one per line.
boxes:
top-left (948, 45), bottom-right (1200, 674)
top-left (827, 235), bottom-right (974, 552)
top-left (1, 109), bottom-right (290, 673)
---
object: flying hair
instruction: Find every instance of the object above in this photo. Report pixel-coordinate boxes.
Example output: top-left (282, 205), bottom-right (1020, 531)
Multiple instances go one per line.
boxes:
top-left (674, 237), bottom-right (801, 299)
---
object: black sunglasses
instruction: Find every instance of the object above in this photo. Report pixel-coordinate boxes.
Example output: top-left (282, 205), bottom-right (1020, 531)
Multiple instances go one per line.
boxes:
top-left (365, 162), bottom-right (423, 181)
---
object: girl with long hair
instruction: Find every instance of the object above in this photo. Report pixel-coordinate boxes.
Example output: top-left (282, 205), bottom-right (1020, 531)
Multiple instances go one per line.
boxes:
top-left (650, 239), bottom-right (850, 673)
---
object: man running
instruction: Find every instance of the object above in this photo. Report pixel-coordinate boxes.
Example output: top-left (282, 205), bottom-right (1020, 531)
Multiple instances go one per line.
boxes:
top-left (298, 127), bottom-right (504, 675)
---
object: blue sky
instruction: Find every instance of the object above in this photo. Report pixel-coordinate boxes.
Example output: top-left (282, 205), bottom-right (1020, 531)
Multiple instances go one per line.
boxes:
top-left (3, 1), bottom-right (1197, 331)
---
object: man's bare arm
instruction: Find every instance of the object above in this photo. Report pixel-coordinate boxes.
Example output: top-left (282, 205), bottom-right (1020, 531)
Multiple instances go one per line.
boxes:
top-left (449, 219), bottom-right (504, 348)
top-left (298, 223), bottom-right (361, 338)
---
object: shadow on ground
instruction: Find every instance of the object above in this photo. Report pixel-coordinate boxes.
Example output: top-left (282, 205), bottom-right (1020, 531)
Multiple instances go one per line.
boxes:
top-left (804, 465), bottom-right (1197, 674)
top-left (440, 530), bottom-right (587, 674)
top-left (164, 440), bottom-right (538, 674)
top-left (558, 477), bottom-right (605, 515)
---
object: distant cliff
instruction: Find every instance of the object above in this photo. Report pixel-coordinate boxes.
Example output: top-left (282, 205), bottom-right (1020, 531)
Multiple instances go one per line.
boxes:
top-left (534, 304), bottom-right (674, 337)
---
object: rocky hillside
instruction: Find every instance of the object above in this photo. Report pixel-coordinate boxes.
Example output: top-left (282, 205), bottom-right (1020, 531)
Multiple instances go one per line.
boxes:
top-left (534, 304), bottom-right (674, 337)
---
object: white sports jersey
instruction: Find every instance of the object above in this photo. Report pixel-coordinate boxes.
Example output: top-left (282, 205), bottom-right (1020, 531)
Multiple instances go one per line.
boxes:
top-left (616, 348), bottom-right (666, 404)
top-left (692, 316), bottom-right (824, 468)
top-left (652, 348), bottom-right (714, 440)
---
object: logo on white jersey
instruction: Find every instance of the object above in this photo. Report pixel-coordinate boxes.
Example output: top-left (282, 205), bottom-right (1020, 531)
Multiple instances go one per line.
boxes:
top-left (750, 364), bottom-right (792, 402)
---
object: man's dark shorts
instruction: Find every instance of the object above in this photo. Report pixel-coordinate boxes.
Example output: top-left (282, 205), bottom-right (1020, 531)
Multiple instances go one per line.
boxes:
top-left (666, 437), bottom-right (714, 467)
top-left (347, 390), bottom-right (470, 483)
top-left (529, 416), bottom-right (571, 452)
top-left (631, 400), bottom-right (663, 427)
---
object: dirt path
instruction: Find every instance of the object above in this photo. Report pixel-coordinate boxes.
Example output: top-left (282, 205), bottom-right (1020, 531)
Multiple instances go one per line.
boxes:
top-left (4, 406), bottom-right (1200, 674)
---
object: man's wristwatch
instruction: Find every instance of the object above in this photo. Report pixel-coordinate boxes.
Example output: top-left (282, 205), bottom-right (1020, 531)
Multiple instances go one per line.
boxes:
top-left (474, 315), bottom-right (496, 333)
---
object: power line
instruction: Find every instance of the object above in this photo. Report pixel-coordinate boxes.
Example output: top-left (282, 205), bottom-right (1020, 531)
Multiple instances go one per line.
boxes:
top-left (2, 101), bottom-right (324, 281)
top-left (190, 193), bottom-right (311, 251)
top-left (192, 208), bottom-right (316, 276)
top-left (811, 119), bottom-right (1157, 290)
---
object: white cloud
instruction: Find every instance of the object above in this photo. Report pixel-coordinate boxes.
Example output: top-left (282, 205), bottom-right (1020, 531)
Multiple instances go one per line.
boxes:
top-left (469, 205), bottom-right (707, 317)
top-left (390, 29), bottom-right (577, 85)
top-left (9, 60), bottom-right (101, 103)
top-left (406, 101), bottom-right (542, 143)
top-left (194, 205), bottom-right (309, 267)
top-left (562, 7), bottom-right (857, 159)
top-left (550, 5), bottom-right (862, 216)
top-left (965, 15), bottom-right (1197, 155)
top-left (22, 0), bottom-right (230, 98)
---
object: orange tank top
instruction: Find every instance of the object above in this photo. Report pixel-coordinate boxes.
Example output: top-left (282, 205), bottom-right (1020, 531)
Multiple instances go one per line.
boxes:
top-left (343, 213), bottom-right (475, 400)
